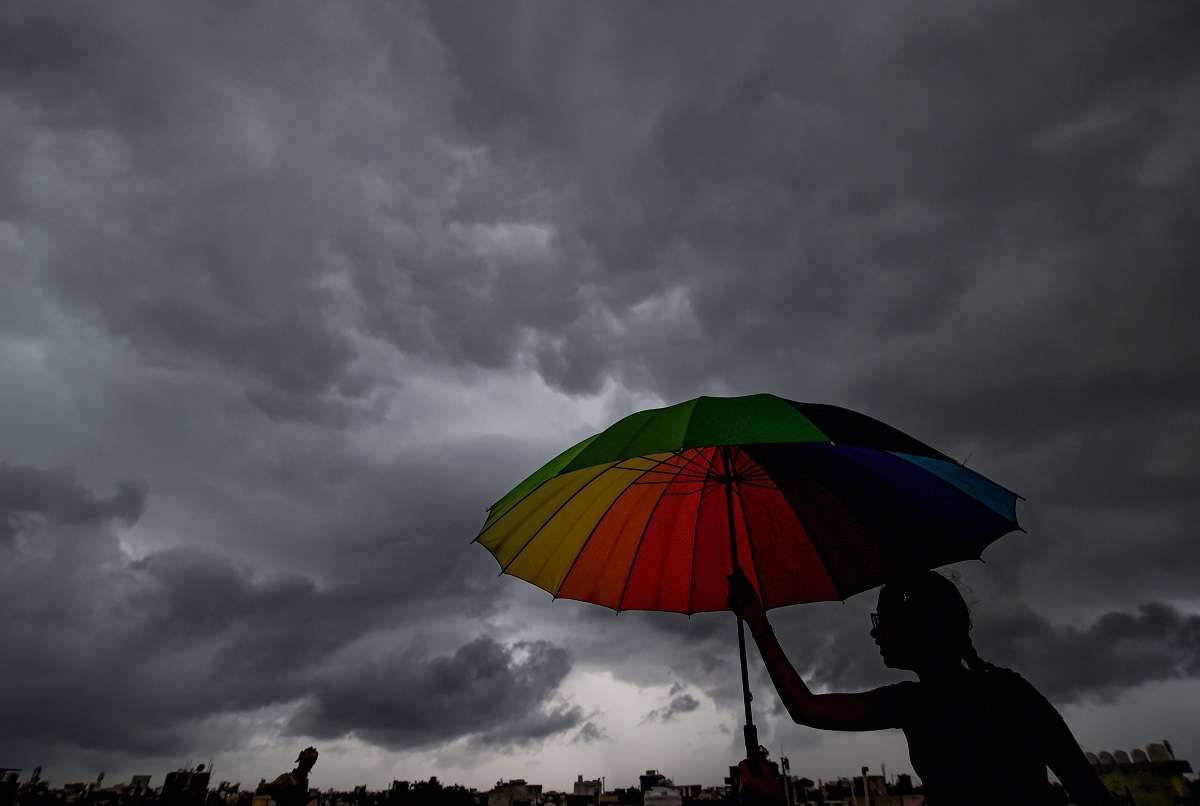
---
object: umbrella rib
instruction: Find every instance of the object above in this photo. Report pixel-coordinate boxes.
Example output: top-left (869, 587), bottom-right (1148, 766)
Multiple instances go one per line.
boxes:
top-left (475, 475), bottom-right (558, 542)
top-left (478, 433), bottom-right (605, 534)
top-left (687, 447), bottom-right (721, 615)
top-left (675, 447), bottom-right (717, 478)
top-left (732, 475), bottom-right (770, 608)
top-left (772, 478), bottom-right (840, 602)
top-left (497, 462), bottom-right (624, 575)
top-left (551, 452), bottom-right (694, 599)
top-left (731, 479), bottom-right (775, 491)
top-left (613, 409), bottom-right (665, 466)
top-left (746, 452), bottom-right (845, 601)
top-left (626, 449), bottom-right (711, 483)
top-left (886, 452), bottom-right (1023, 527)
top-left (815, 448), bottom-right (1015, 569)
top-left (626, 466), bottom-right (708, 480)
top-left (477, 460), bottom-right (604, 542)
top-left (629, 474), bottom-right (708, 485)
top-left (615, 449), bottom-right (712, 612)
top-left (680, 398), bottom-right (702, 451)
top-left (616, 462), bottom-right (670, 471)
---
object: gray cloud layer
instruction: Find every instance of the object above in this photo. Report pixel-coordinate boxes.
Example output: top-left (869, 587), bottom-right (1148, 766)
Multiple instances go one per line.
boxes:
top-left (291, 637), bottom-right (583, 751)
top-left (0, 465), bottom-right (578, 764)
top-left (0, 462), bottom-right (145, 543)
top-left (2, 0), bottom-right (1198, 781)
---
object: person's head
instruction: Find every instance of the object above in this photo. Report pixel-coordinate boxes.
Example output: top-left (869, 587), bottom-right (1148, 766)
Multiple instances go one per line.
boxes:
top-left (869, 570), bottom-right (980, 673)
top-left (295, 747), bottom-right (318, 774)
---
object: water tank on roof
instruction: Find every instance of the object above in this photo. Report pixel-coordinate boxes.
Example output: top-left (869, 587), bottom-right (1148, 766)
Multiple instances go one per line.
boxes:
top-left (1132, 750), bottom-right (1149, 764)
top-left (1098, 752), bottom-right (1116, 766)
top-left (1085, 753), bottom-right (1100, 766)
top-left (1148, 744), bottom-right (1171, 762)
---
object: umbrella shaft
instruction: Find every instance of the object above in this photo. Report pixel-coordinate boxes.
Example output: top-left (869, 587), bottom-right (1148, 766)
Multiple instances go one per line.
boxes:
top-left (722, 447), bottom-right (757, 759)
top-left (737, 612), bottom-right (757, 750)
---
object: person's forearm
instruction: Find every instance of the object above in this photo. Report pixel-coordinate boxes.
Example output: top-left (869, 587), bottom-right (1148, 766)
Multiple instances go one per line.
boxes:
top-left (745, 614), bottom-right (817, 721)
top-left (1063, 770), bottom-right (1116, 806)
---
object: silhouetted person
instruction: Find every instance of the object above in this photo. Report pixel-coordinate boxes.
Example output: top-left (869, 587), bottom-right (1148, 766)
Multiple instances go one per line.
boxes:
top-left (264, 748), bottom-right (318, 806)
top-left (728, 568), bottom-right (1115, 806)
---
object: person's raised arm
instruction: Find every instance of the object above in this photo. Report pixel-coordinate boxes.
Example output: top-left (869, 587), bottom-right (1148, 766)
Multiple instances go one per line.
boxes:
top-left (728, 569), bottom-right (905, 731)
top-left (1032, 693), bottom-right (1115, 806)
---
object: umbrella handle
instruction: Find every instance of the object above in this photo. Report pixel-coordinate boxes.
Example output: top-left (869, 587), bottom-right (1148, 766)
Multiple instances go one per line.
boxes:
top-left (737, 612), bottom-right (758, 758)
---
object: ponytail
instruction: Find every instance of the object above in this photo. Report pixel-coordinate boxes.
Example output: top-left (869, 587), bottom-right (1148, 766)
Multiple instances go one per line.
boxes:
top-left (962, 637), bottom-right (1002, 673)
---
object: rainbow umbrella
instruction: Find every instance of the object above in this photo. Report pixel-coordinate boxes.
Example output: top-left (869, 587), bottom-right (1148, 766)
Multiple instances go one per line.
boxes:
top-left (474, 394), bottom-right (1021, 756)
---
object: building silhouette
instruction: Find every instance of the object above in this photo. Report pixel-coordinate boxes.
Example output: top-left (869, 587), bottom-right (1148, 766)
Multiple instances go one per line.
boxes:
top-left (1087, 741), bottom-right (1196, 805)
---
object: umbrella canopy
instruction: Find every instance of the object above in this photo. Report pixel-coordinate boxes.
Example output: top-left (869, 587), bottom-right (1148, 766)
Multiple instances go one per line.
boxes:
top-left (475, 394), bottom-right (1022, 613)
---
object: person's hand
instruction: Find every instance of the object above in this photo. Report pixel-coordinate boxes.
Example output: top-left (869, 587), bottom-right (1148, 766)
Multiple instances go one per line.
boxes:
top-left (728, 567), bottom-right (766, 628)
top-left (737, 746), bottom-right (787, 806)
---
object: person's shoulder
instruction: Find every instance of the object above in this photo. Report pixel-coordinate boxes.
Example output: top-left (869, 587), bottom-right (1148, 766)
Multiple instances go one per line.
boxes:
top-left (981, 665), bottom-right (1038, 692)
top-left (980, 667), bottom-right (1060, 712)
top-left (866, 679), bottom-right (921, 707)
top-left (866, 678), bottom-right (920, 698)
top-left (861, 679), bottom-right (922, 724)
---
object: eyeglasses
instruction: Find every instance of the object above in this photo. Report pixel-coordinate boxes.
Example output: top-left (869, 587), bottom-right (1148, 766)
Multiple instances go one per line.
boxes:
top-left (870, 612), bottom-right (880, 629)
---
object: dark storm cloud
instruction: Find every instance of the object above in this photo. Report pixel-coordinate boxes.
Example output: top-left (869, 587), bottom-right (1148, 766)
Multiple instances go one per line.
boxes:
top-left (0, 464), bottom-right (576, 763)
top-left (1, 2), bottom-right (605, 425)
top-left (974, 601), bottom-right (1200, 704)
top-left (5, 1), bottom-right (1197, 427)
top-left (643, 693), bottom-right (702, 724)
top-left (572, 721), bottom-right (609, 744)
top-left (423, 1), bottom-right (1200, 396)
top-left (0, 523), bottom-right (321, 756)
top-left (0, 462), bottom-right (145, 543)
top-left (289, 637), bottom-right (582, 751)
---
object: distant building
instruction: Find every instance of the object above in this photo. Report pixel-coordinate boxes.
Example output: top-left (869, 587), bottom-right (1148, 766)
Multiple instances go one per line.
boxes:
top-left (641, 787), bottom-right (679, 806)
top-left (603, 787), bottom-right (642, 806)
top-left (572, 777), bottom-right (601, 801)
top-left (565, 776), bottom-right (602, 806)
top-left (488, 779), bottom-right (542, 806)
top-left (637, 773), bottom-right (669, 796)
top-left (2, 769), bottom-right (20, 806)
top-left (163, 764), bottom-right (212, 806)
top-left (779, 772), bottom-right (924, 806)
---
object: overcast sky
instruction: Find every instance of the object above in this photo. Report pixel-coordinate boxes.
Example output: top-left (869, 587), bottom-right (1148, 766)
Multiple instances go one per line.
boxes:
top-left (2, 0), bottom-right (1199, 794)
